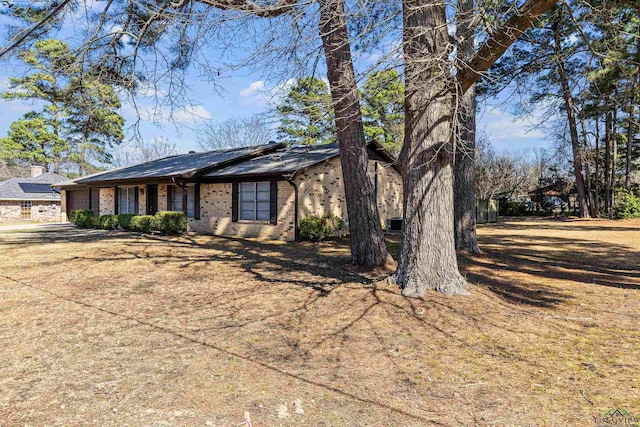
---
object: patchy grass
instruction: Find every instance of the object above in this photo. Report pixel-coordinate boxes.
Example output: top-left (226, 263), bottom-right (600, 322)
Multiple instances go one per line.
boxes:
top-left (0, 218), bottom-right (638, 426)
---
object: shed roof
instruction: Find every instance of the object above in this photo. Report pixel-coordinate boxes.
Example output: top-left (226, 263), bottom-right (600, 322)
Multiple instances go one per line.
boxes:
top-left (0, 172), bottom-right (67, 201)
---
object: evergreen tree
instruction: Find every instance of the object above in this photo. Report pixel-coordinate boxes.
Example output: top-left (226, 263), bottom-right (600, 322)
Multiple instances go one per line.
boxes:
top-left (360, 69), bottom-right (404, 155)
top-left (1, 39), bottom-right (74, 171)
top-left (66, 75), bottom-right (125, 174)
top-left (276, 77), bottom-right (335, 145)
top-left (1, 39), bottom-right (125, 174)
top-left (0, 111), bottom-right (66, 169)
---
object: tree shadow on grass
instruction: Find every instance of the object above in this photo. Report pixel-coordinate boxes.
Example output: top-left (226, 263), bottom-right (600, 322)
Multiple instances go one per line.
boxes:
top-left (457, 232), bottom-right (640, 308)
top-left (487, 216), bottom-right (640, 233)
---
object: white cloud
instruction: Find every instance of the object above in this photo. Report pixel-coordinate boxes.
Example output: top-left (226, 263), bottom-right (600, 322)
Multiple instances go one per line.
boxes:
top-left (239, 80), bottom-right (265, 97)
top-left (172, 105), bottom-right (212, 122)
top-left (479, 107), bottom-right (547, 152)
top-left (0, 76), bottom-right (10, 91)
top-left (119, 102), bottom-right (212, 124)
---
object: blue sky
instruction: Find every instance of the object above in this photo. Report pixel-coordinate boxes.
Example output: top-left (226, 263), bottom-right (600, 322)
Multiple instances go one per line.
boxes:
top-left (0, 3), bottom-right (551, 161)
top-left (0, 64), bottom-right (549, 157)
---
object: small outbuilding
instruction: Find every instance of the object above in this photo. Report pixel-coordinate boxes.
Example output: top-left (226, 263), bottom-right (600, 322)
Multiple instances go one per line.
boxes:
top-left (0, 165), bottom-right (66, 223)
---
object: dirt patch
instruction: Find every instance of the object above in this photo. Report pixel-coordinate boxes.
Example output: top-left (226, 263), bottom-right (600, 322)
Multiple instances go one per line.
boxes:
top-left (0, 218), bottom-right (639, 426)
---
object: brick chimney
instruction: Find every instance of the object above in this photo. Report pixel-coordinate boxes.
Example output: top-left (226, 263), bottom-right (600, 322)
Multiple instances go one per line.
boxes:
top-left (31, 165), bottom-right (45, 177)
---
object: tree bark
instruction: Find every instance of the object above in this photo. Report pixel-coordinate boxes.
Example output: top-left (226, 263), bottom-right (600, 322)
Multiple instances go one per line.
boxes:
top-left (552, 9), bottom-right (589, 218)
top-left (625, 75), bottom-right (637, 188)
top-left (594, 112), bottom-right (600, 215)
top-left (391, 0), bottom-right (469, 296)
top-left (318, 0), bottom-right (393, 267)
top-left (580, 115), bottom-right (597, 217)
top-left (454, 0), bottom-right (480, 254)
top-left (611, 98), bottom-right (618, 212)
top-left (605, 102), bottom-right (612, 215)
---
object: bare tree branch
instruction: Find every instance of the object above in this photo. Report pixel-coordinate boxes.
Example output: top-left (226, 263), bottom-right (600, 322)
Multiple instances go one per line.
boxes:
top-left (459, 0), bottom-right (559, 93)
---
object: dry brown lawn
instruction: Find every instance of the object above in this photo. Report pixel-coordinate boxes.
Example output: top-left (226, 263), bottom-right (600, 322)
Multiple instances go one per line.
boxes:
top-left (0, 218), bottom-right (639, 426)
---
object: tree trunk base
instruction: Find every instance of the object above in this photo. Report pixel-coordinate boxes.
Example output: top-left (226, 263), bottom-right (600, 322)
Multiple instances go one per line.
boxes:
top-left (388, 271), bottom-right (470, 297)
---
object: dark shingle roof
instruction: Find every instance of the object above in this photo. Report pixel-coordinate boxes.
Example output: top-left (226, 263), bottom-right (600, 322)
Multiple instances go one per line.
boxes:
top-left (75, 143), bottom-right (284, 184)
top-left (202, 144), bottom-right (340, 178)
top-left (0, 172), bottom-right (67, 201)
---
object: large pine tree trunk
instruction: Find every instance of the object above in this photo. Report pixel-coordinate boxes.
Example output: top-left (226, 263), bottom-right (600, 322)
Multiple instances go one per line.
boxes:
top-left (553, 10), bottom-right (589, 218)
top-left (625, 76), bottom-right (637, 188)
top-left (392, 0), bottom-right (469, 296)
top-left (611, 101), bottom-right (618, 212)
top-left (605, 105), bottom-right (612, 215)
top-left (454, 0), bottom-right (480, 253)
top-left (318, 0), bottom-right (393, 267)
top-left (594, 113), bottom-right (601, 215)
top-left (580, 116), bottom-right (597, 217)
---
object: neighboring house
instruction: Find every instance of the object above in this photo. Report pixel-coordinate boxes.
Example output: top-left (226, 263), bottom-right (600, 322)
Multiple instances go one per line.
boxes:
top-left (58, 142), bottom-right (403, 241)
top-left (0, 165), bottom-right (66, 223)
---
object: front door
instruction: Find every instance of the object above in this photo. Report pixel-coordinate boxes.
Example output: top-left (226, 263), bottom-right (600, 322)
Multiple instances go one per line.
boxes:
top-left (146, 185), bottom-right (158, 215)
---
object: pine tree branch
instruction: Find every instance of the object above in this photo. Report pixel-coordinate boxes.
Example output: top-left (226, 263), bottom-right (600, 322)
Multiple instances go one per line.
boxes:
top-left (0, 0), bottom-right (74, 59)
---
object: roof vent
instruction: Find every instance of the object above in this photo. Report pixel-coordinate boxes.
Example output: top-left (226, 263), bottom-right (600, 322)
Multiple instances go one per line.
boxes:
top-left (188, 150), bottom-right (196, 154)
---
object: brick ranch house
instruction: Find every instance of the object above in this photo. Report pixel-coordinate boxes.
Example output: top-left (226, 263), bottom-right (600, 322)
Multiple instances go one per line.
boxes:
top-left (58, 142), bottom-right (403, 241)
top-left (0, 165), bottom-right (66, 223)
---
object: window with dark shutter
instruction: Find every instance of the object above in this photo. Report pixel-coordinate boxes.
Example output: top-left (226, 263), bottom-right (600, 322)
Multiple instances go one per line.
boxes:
top-left (134, 187), bottom-right (139, 214)
top-left (231, 182), bottom-right (239, 222)
top-left (270, 180), bottom-right (278, 225)
top-left (194, 183), bottom-right (201, 220)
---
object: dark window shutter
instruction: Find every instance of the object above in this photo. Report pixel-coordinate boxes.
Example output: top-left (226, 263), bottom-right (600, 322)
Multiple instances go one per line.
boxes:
top-left (270, 180), bottom-right (278, 225)
top-left (114, 187), bottom-right (119, 214)
top-left (231, 182), bottom-right (238, 222)
top-left (167, 185), bottom-right (173, 211)
top-left (134, 187), bottom-right (139, 214)
top-left (194, 183), bottom-right (201, 220)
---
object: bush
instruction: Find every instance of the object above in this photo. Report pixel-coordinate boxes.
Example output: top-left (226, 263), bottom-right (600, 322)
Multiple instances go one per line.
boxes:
top-left (129, 215), bottom-right (154, 233)
top-left (117, 213), bottom-right (138, 230)
top-left (70, 210), bottom-right (95, 227)
top-left (614, 188), bottom-right (640, 219)
top-left (151, 211), bottom-right (186, 235)
top-left (86, 215), bottom-right (100, 229)
top-left (498, 198), bottom-right (527, 216)
top-left (99, 215), bottom-right (119, 230)
top-left (299, 213), bottom-right (344, 241)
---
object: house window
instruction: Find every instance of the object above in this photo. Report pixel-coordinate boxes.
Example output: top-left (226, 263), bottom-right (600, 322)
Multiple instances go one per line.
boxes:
top-left (239, 182), bottom-right (270, 221)
top-left (169, 185), bottom-right (195, 218)
top-left (20, 201), bottom-right (31, 220)
top-left (118, 187), bottom-right (138, 214)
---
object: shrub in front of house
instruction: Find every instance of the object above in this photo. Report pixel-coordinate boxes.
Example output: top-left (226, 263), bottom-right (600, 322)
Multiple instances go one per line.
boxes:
top-left (117, 213), bottom-right (138, 230)
top-left (71, 210), bottom-right (95, 227)
top-left (299, 213), bottom-right (344, 241)
top-left (151, 211), bottom-right (187, 235)
top-left (129, 215), bottom-right (154, 234)
top-left (87, 215), bottom-right (100, 229)
top-left (99, 215), bottom-right (119, 230)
